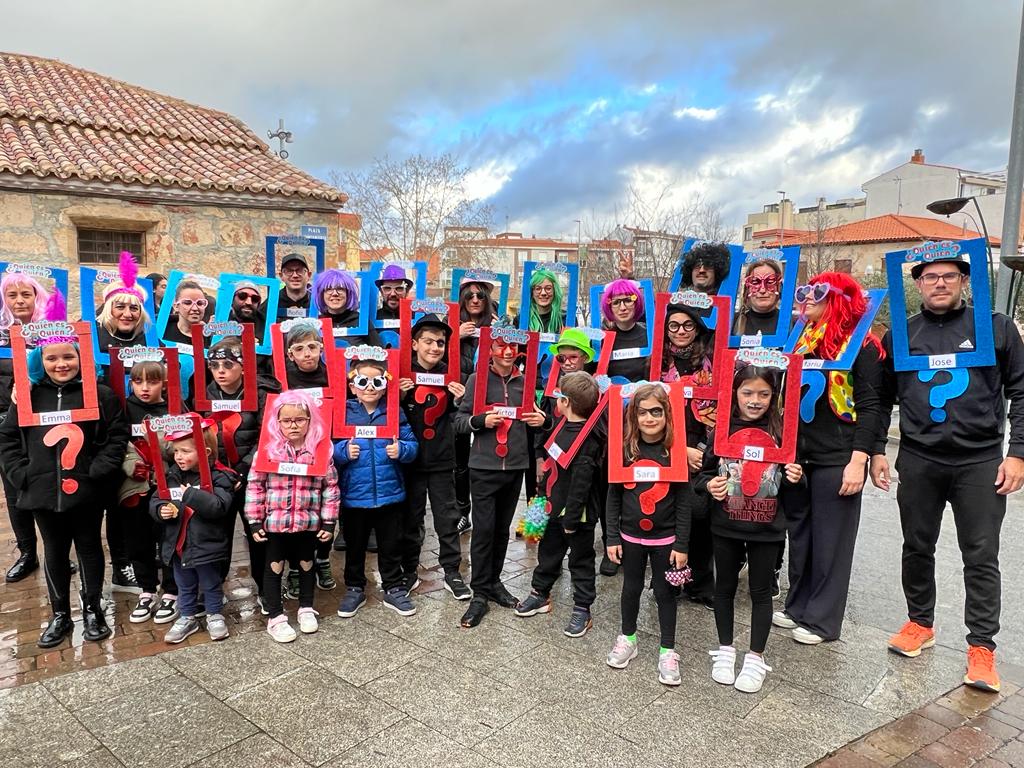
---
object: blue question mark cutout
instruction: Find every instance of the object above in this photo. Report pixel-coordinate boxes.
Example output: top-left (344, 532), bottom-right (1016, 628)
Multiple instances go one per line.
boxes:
top-left (799, 370), bottom-right (827, 423)
top-left (378, 329), bottom-right (400, 350)
top-left (917, 368), bottom-right (970, 423)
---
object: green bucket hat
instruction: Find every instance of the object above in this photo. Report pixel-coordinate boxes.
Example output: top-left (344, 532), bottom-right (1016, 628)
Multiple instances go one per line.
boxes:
top-left (548, 327), bottom-right (596, 363)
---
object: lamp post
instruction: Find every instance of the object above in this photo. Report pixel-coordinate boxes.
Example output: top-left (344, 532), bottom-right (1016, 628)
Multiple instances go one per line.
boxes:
top-left (995, 1), bottom-right (1024, 318)
top-left (926, 196), bottom-right (995, 287)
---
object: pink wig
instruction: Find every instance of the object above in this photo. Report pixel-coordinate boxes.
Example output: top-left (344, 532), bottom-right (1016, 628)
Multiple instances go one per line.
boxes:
top-left (265, 390), bottom-right (326, 461)
top-left (0, 272), bottom-right (51, 330)
top-left (600, 278), bottom-right (645, 324)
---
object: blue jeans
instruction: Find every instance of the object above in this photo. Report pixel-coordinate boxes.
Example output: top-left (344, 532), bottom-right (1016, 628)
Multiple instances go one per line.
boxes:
top-left (172, 557), bottom-right (224, 617)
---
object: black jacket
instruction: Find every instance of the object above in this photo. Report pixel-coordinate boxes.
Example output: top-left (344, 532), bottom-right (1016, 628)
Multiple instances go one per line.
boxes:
top-left (284, 359), bottom-right (329, 390)
top-left (197, 374), bottom-right (281, 477)
top-left (0, 358), bottom-right (13, 418)
top-left (0, 378), bottom-right (129, 513)
top-left (606, 322), bottom-right (650, 383)
top-left (149, 463), bottom-right (237, 568)
top-left (733, 307), bottom-right (780, 338)
top-left (277, 288), bottom-right (310, 319)
top-left (542, 419), bottom-right (606, 531)
top-left (320, 309), bottom-right (383, 347)
top-left (605, 440), bottom-right (691, 551)
top-left (97, 325), bottom-right (147, 355)
top-left (125, 393), bottom-right (171, 434)
top-left (402, 360), bottom-right (457, 471)
top-left (877, 306), bottom-right (1024, 464)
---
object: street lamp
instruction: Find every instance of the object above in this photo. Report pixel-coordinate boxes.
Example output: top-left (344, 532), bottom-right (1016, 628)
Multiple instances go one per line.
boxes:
top-left (926, 196), bottom-right (995, 287)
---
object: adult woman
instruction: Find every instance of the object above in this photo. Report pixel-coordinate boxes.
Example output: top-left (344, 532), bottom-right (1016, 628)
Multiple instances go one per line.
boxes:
top-left (145, 272), bottom-right (167, 314)
top-left (774, 272), bottom-right (884, 644)
top-left (163, 279), bottom-right (212, 346)
top-left (733, 259), bottom-right (783, 338)
top-left (522, 268), bottom-right (565, 335)
top-left (0, 272), bottom-right (50, 582)
top-left (97, 253), bottom-right (150, 354)
top-left (602, 278), bottom-right (649, 383)
top-left (312, 269), bottom-right (382, 347)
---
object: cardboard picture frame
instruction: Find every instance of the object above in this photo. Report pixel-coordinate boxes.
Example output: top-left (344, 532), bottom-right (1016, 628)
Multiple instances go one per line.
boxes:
top-left (146, 413), bottom-right (213, 499)
top-left (729, 245), bottom-right (801, 349)
top-left (367, 261), bottom-right (429, 347)
top-left (783, 288), bottom-right (887, 370)
top-left (214, 273), bottom-right (281, 356)
top-left (107, 346), bottom-right (184, 435)
top-left (648, 292), bottom-right (731, 399)
top-left (265, 234), bottom-right (326, 276)
top-left (588, 278), bottom-right (656, 362)
top-left (884, 237), bottom-right (994, 371)
top-left (542, 327), bottom-right (615, 398)
top-left (250, 392), bottom-right (335, 477)
top-left (270, 317), bottom-right (340, 403)
top-left (190, 322), bottom-right (260, 413)
top-left (607, 380), bottom-right (689, 483)
top-left (0, 263), bottom-right (71, 360)
top-left (472, 326), bottom-right (540, 418)
top-left (669, 239), bottom-right (744, 312)
top-left (713, 348), bottom-right (803, 466)
top-left (449, 268), bottom-right (512, 317)
top-left (517, 261), bottom-right (580, 343)
top-left (543, 376), bottom-right (613, 470)
top-left (335, 346), bottom-right (401, 439)
top-left (310, 269), bottom-right (377, 347)
top-left (78, 266), bottom-right (159, 366)
top-left (155, 270), bottom-right (220, 354)
top-left (398, 297), bottom-right (461, 387)
top-left (11, 321), bottom-right (100, 427)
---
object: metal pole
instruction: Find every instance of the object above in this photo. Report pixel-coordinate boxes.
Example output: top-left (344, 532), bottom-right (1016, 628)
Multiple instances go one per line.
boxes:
top-left (995, 3), bottom-right (1024, 316)
top-left (970, 197), bottom-right (996, 289)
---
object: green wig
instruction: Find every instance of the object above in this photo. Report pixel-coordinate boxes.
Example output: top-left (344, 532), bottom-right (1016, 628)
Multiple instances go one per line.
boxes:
top-left (528, 268), bottom-right (565, 334)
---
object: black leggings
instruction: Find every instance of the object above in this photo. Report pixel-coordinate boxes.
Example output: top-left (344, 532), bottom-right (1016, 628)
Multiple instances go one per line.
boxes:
top-left (619, 541), bottom-right (676, 648)
top-left (33, 506), bottom-right (105, 614)
top-left (713, 536), bottom-right (780, 653)
top-left (263, 531), bottom-right (317, 618)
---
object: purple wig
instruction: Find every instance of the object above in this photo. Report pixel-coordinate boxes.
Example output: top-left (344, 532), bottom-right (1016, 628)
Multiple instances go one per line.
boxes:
top-left (601, 278), bottom-right (645, 324)
top-left (312, 269), bottom-right (360, 314)
top-left (265, 390), bottom-right (326, 461)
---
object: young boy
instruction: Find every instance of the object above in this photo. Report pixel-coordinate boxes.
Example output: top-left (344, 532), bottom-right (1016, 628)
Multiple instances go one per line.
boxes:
top-left (515, 371), bottom-right (605, 636)
top-left (333, 356), bottom-right (419, 617)
top-left (398, 313), bottom-right (469, 600)
top-left (453, 326), bottom-right (549, 627)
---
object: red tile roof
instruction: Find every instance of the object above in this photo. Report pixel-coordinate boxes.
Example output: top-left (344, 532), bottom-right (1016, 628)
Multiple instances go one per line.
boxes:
top-left (0, 52), bottom-right (344, 205)
top-left (758, 214), bottom-right (1001, 247)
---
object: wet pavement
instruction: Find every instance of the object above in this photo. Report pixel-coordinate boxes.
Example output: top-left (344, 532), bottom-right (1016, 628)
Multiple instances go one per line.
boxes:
top-left (2, 445), bottom-right (1024, 767)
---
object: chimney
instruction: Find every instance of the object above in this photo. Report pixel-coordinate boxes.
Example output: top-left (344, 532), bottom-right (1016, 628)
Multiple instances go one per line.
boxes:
top-left (911, 149), bottom-right (925, 164)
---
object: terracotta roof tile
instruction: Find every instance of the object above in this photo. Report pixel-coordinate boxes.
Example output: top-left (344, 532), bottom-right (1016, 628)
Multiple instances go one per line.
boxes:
top-left (0, 52), bottom-right (344, 204)
top-left (760, 214), bottom-right (1000, 247)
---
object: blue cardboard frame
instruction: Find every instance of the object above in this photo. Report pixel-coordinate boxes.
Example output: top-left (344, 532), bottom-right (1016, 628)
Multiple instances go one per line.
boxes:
top-left (669, 239), bottom-right (744, 328)
top-left (366, 260), bottom-right (429, 348)
top-left (214, 273), bottom-right (281, 356)
top-left (728, 245), bottom-right (800, 349)
top-left (517, 261), bottom-right (580, 341)
top-left (0, 263), bottom-right (70, 360)
top-left (265, 235), bottom-right (326, 277)
top-left (588, 278), bottom-right (656, 361)
top-left (155, 270), bottom-right (220, 354)
top-left (784, 288), bottom-right (888, 370)
top-left (78, 267), bottom-right (158, 365)
top-left (308, 269), bottom-right (376, 348)
top-left (449, 268), bottom-right (511, 317)
top-left (884, 237), bottom-right (994, 371)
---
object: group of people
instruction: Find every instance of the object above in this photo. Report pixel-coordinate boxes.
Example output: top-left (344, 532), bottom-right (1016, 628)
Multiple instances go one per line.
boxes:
top-left (1, 239), bottom-right (1021, 696)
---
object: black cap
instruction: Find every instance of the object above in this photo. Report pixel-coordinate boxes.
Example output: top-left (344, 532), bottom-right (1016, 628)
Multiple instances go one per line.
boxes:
top-left (280, 252), bottom-right (309, 270)
top-left (910, 255), bottom-right (970, 280)
top-left (411, 313), bottom-right (452, 339)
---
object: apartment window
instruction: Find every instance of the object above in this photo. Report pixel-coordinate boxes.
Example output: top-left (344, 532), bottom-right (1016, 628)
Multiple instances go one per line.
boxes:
top-left (77, 229), bottom-right (145, 265)
top-left (743, 226), bottom-right (753, 241)
top-left (835, 259), bottom-right (852, 274)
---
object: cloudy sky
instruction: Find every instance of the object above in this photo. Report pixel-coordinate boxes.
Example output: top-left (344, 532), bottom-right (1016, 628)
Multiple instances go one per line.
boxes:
top-left (3, 1), bottom-right (1020, 238)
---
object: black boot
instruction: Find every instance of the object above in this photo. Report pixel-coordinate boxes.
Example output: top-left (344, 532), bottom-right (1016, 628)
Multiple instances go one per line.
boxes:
top-left (5, 550), bottom-right (39, 583)
top-left (38, 612), bottom-right (74, 648)
top-left (82, 604), bottom-right (112, 642)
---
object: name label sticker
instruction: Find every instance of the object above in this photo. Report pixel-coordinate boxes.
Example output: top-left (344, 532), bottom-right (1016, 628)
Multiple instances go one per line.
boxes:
top-left (378, 319), bottom-right (400, 329)
top-left (170, 487), bottom-right (184, 501)
top-left (802, 359), bottom-right (825, 370)
top-left (683, 386), bottom-right (694, 399)
top-left (740, 335), bottom-right (762, 348)
top-left (355, 426), bottom-right (378, 438)
top-left (415, 373), bottom-right (445, 387)
top-left (286, 306), bottom-right (306, 318)
top-left (633, 466), bottom-right (661, 482)
top-left (611, 347), bottom-right (642, 360)
top-left (547, 443), bottom-right (564, 460)
top-left (539, 333), bottom-right (558, 343)
top-left (928, 354), bottom-right (957, 369)
top-left (211, 400), bottom-right (242, 412)
top-left (131, 424), bottom-right (146, 437)
top-left (743, 446), bottom-right (765, 462)
top-left (493, 406), bottom-right (518, 419)
top-left (277, 462), bottom-right (309, 476)
top-left (39, 410), bottom-right (72, 425)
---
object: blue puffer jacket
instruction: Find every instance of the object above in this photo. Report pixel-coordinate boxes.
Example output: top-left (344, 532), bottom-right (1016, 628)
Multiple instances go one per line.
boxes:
top-left (333, 398), bottom-right (418, 508)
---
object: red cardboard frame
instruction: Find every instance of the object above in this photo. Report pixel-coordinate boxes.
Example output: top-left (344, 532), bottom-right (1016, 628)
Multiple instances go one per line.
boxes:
top-left (191, 322), bottom-right (259, 413)
top-left (543, 388), bottom-right (610, 470)
top-left (472, 326), bottom-right (540, 418)
top-left (648, 292), bottom-right (730, 399)
top-left (336, 346), bottom-right (401, 440)
top-left (146, 413), bottom-right (213, 499)
top-left (713, 348), bottom-right (803, 465)
top-left (270, 317), bottom-right (341, 403)
top-left (108, 346), bottom-right (184, 435)
top-left (398, 298), bottom-right (461, 386)
top-left (543, 328), bottom-right (616, 398)
top-left (251, 392), bottom-right (335, 477)
top-left (12, 321), bottom-right (100, 427)
top-left (607, 381), bottom-right (689, 484)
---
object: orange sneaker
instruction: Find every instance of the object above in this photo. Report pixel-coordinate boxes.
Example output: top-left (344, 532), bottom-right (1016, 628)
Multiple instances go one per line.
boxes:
top-left (887, 620), bottom-right (935, 657)
top-left (964, 646), bottom-right (1000, 692)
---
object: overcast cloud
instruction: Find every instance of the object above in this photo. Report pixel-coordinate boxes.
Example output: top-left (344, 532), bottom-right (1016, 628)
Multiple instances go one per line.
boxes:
top-left (2, 1), bottom-right (1020, 237)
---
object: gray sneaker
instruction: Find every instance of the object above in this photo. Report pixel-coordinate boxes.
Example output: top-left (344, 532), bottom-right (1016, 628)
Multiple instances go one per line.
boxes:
top-left (206, 613), bottom-right (229, 641)
top-left (607, 634), bottom-right (639, 669)
top-left (658, 649), bottom-right (682, 686)
top-left (164, 615), bottom-right (200, 644)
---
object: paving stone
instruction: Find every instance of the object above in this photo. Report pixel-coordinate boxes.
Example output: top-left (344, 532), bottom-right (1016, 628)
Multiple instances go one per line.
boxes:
top-left (41, 655), bottom-right (176, 710)
top-left (863, 714), bottom-right (951, 761)
top-left (990, 738), bottom-right (1024, 766)
top-left (937, 724), bottom-right (1001, 758)
top-left (63, 748), bottom-right (126, 767)
top-left (915, 741), bottom-right (974, 768)
top-left (327, 717), bottom-right (495, 768)
top-left (0, 683), bottom-right (99, 767)
top-left (893, 755), bottom-right (943, 768)
top-left (972, 758), bottom-right (1013, 768)
top-left (967, 714), bottom-right (1022, 742)
top-left (992, 691), bottom-right (1024, 720)
top-left (984, 706), bottom-right (1024, 730)
top-left (937, 686), bottom-right (1002, 719)
top-left (189, 733), bottom-right (311, 768)
top-left (916, 702), bottom-right (970, 730)
top-left (849, 738), bottom-right (903, 766)
top-left (814, 750), bottom-right (886, 767)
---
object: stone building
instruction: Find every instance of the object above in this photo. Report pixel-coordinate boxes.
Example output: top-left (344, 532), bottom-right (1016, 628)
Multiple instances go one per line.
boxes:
top-left (0, 52), bottom-right (344, 296)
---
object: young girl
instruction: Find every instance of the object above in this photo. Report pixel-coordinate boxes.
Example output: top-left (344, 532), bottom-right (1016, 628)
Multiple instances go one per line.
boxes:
top-left (119, 361), bottom-right (180, 625)
top-left (245, 390), bottom-right (340, 642)
top-left (605, 383), bottom-right (691, 686)
top-left (150, 417), bottom-right (237, 644)
top-left (695, 364), bottom-right (803, 693)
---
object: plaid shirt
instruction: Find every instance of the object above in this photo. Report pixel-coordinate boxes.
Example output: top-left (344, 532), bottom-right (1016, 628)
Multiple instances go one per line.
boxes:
top-left (244, 446), bottom-right (340, 534)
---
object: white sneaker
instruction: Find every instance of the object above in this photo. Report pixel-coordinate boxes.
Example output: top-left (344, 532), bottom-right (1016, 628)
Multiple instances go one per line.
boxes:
top-left (658, 649), bottom-right (682, 686)
top-left (792, 626), bottom-right (825, 645)
top-left (297, 607), bottom-right (319, 634)
top-left (606, 635), bottom-right (639, 669)
top-left (772, 611), bottom-right (797, 629)
top-left (734, 652), bottom-right (772, 693)
top-left (708, 645), bottom-right (737, 685)
top-left (267, 614), bottom-right (297, 643)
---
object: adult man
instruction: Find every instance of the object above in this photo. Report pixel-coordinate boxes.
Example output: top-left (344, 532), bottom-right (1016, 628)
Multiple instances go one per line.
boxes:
top-left (677, 241), bottom-right (732, 295)
top-left (229, 280), bottom-right (267, 340)
top-left (277, 253), bottom-right (311, 319)
top-left (375, 263), bottom-right (413, 321)
top-left (872, 253), bottom-right (1024, 692)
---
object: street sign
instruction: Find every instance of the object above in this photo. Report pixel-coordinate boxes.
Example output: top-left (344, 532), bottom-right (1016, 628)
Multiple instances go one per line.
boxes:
top-left (300, 225), bottom-right (328, 240)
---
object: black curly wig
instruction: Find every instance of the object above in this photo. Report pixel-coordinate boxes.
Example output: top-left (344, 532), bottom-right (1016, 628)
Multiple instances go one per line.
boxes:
top-left (679, 242), bottom-right (732, 291)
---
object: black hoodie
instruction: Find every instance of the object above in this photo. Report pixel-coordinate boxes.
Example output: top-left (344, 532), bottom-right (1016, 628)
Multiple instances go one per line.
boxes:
top-left (320, 309), bottom-right (383, 348)
top-left (197, 374), bottom-right (282, 477)
top-left (542, 418), bottom-right (607, 531)
top-left (284, 359), bottom-right (329, 391)
top-left (605, 439), bottom-right (691, 551)
top-left (606, 322), bottom-right (650, 383)
top-left (402, 359), bottom-right (457, 471)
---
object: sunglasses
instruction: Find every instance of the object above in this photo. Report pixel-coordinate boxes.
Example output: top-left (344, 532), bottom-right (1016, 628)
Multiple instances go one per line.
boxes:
top-left (351, 374), bottom-right (388, 390)
top-left (692, 259), bottom-right (714, 271)
top-left (465, 291), bottom-right (489, 301)
top-left (178, 298), bottom-right (209, 309)
top-left (744, 275), bottom-right (780, 292)
top-left (667, 320), bottom-right (696, 333)
top-left (555, 353), bottom-right (584, 364)
top-left (795, 283), bottom-right (849, 304)
top-left (637, 406), bottom-right (665, 419)
top-left (208, 359), bottom-right (239, 371)
top-left (278, 416), bottom-right (310, 427)
top-left (235, 292), bottom-right (261, 304)
top-left (611, 295), bottom-right (637, 308)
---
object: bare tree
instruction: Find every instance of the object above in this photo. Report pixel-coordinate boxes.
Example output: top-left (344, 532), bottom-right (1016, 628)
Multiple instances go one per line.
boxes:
top-left (803, 206), bottom-right (839, 277)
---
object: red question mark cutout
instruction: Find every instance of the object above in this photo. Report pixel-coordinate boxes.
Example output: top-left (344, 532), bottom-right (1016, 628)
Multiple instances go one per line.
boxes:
top-left (413, 387), bottom-right (448, 439)
top-left (543, 458), bottom-right (558, 513)
top-left (624, 459), bottom-right (670, 531)
top-left (494, 417), bottom-right (512, 458)
top-left (43, 423), bottom-right (85, 495)
top-left (730, 428), bottom-right (778, 497)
